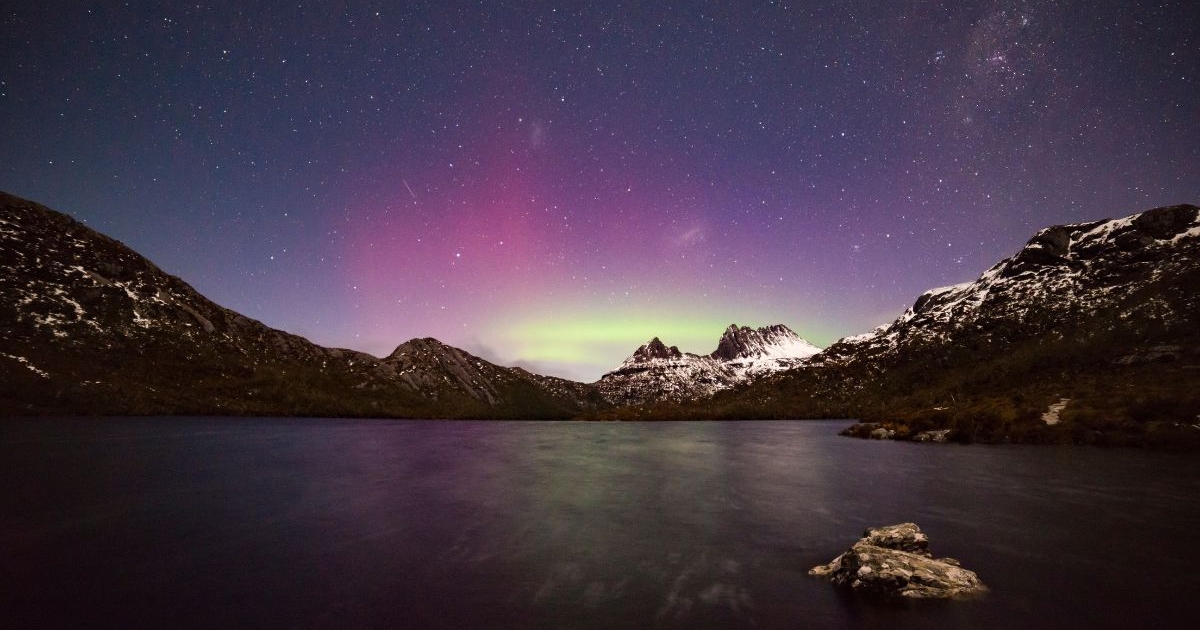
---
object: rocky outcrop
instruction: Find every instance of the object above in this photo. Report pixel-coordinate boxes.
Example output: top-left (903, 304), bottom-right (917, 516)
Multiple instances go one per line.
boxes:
top-left (809, 523), bottom-right (986, 599)
top-left (913, 429), bottom-right (952, 443)
top-left (839, 422), bottom-right (895, 440)
top-left (710, 324), bottom-right (820, 362)
top-left (628, 337), bottom-right (684, 362)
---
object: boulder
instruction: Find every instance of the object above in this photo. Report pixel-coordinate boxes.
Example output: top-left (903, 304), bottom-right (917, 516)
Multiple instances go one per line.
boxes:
top-left (913, 429), bottom-right (951, 443)
top-left (809, 523), bottom-right (986, 599)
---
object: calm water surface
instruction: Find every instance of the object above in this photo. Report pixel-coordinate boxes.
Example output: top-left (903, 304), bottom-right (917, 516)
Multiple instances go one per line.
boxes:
top-left (2, 418), bottom-right (1198, 629)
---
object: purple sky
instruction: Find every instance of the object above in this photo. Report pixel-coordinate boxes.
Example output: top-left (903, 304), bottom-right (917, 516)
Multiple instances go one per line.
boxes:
top-left (3, 0), bottom-right (1198, 381)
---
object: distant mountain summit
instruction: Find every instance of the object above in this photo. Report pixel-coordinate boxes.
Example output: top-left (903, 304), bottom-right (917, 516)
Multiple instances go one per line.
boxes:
top-left (712, 324), bottom-right (822, 380)
top-left (711, 324), bottom-right (820, 362)
top-left (626, 337), bottom-right (685, 363)
top-left (596, 323), bottom-right (823, 405)
top-left (380, 337), bottom-right (594, 410)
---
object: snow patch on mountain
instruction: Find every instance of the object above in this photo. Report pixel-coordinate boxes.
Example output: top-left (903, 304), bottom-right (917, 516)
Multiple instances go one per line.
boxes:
top-left (1, 352), bottom-right (50, 378)
top-left (1172, 223), bottom-right (1200, 243)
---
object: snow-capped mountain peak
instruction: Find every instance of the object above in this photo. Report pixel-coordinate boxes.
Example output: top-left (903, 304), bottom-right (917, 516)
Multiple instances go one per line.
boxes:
top-left (597, 323), bottom-right (823, 405)
top-left (711, 323), bottom-right (822, 362)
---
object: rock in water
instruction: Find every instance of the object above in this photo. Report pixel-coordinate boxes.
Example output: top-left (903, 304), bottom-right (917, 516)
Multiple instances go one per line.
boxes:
top-left (809, 523), bottom-right (986, 599)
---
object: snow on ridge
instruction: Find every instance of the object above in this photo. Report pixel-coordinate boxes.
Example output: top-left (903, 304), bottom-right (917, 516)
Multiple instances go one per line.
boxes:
top-left (804, 204), bottom-right (1199, 369)
top-left (1068, 215), bottom-right (1135, 248)
top-left (924, 282), bottom-right (973, 297)
top-left (911, 257), bottom-right (1015, 322)
top-left (755, 335), bottom-right (822, 360)
top-left (838, 328), bottom-right (883, 345)
top-left (1172, 224), bottom-right (1200, 243)
top-left (1065, 214), bottom-right (1133, 233)
top-left (1, 353), bottom-right (50, 378)
top-left (1062, 204), bottom-right (1200, 248)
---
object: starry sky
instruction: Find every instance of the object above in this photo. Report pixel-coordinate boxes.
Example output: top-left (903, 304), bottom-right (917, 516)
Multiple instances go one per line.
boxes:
top-left (3, 1), bottom-right (1198, 381)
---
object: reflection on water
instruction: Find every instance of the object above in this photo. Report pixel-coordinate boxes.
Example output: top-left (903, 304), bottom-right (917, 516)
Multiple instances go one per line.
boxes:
top-left (2, 418), bottom-right (1198, 629)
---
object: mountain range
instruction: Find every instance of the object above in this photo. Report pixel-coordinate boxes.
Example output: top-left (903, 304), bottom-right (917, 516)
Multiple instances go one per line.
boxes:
top-left (596, 324), bottom-right (820, 406)
top-left (2, 190), bottom-right (1198, 445)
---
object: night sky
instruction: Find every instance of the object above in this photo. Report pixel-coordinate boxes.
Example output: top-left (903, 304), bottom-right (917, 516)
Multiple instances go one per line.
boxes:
top-left (3, 1), bottom-right (1197, 381)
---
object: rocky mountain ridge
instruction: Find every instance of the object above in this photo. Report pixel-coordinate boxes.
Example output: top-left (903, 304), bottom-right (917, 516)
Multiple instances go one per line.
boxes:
top-left (596, 324), bottom-right (821, 405)
top-left (814, 204), bottom-right (1200, 369)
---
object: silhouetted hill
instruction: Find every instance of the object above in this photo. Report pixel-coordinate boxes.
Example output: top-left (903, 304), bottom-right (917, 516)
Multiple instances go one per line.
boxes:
top-left (0, 191), bottom-right (600, 418)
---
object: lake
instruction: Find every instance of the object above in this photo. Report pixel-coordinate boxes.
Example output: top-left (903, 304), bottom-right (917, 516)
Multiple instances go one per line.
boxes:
top-left (2, 418), bottom-right (1198, 629)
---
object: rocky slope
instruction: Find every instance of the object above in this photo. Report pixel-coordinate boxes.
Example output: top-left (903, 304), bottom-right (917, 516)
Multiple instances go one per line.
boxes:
top-left (816, 204), bottom-right (1200, 368)
top-left (691, 204), bottom-right (1200, 445)
top-left (716, 323), bottom-right (822, 377)
top-left (0, 191), bottom-right (598, 418)
top-left (595, 324), bottom-right (821, 405)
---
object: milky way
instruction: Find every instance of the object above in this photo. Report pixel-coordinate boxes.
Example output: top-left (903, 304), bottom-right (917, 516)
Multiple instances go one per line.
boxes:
top-left (3, 1), bottom-right (1197, 380)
